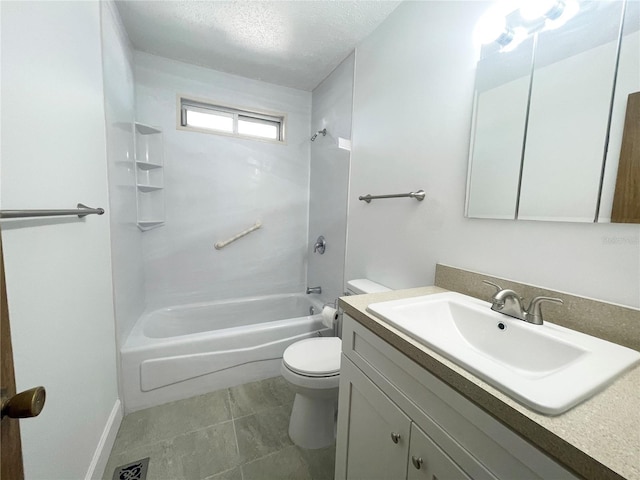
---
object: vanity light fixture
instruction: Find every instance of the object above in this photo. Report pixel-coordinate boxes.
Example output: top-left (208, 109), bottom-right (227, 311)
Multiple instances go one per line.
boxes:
top-left (520, 0), bottom-right (566, 22)
top-left (476, 0), bottom-right (581, 51)
top-left (543, 0), bottom-right (580, 30)
top-left (500, 26), bottom-right (528, 52)
top-left (474, 8), bottom-right (515, 47)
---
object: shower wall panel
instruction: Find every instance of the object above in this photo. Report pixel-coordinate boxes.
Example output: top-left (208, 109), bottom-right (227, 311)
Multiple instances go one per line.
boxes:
top-left (308, 53), bottom-right (355, 302)
top-left (133, 52), bottom-right (312, 309)
top-left (101, 1), bottom-right (146, 345)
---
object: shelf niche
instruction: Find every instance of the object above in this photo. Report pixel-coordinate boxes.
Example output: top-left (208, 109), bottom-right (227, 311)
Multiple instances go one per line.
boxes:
top-left (134, 122), bottom-right (165, 231)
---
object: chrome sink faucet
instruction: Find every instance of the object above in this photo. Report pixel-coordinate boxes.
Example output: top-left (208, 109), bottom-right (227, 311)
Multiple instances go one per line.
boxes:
top-left (483, 280), bottom-right (563, 325)
top-left (483, 280), bottom-right (525, 320)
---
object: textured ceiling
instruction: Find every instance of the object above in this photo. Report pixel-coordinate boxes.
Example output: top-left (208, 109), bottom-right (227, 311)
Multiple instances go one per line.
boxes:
top-left (115, 1), bottom-right (401, 91)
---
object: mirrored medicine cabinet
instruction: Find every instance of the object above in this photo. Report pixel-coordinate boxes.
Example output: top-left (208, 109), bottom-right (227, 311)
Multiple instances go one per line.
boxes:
top-left (466, 0), bottom-right (639, 223)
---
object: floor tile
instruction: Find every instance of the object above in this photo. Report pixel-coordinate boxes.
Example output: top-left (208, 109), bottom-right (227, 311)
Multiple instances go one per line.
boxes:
top-left (173, 421), bottom-right (240, 479)
top-left (229, 376), bottom-right (296, 418)
top-left (299, 444), bottom-right (336, 480)
top-left (105, 380), bottom-right (336, 480)
top-left (112, 389), bottom-right (231, 454)
top-left (102, 439), bottom-right (183, 480)
top-left (241, 446), bottom-right (312, 480)
top-left (234, 403), bottom-right (293, 463)
top-left (203, 467), bottom-right (243, 480)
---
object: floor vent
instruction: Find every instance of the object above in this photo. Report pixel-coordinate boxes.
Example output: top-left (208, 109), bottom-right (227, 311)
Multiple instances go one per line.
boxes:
top-left (112, 457), bottom-right (150, 480)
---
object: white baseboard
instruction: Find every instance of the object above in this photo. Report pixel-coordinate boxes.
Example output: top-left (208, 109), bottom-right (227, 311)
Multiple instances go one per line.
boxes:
top-left (85, 399), bottom-right (123, 480)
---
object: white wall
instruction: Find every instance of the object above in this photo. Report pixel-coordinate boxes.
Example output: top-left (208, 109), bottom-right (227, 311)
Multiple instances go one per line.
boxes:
top-left (101, 1), bottom-right (146, 346)
top-left (308, 53), bottom-right (355, 302)
top-left (347, 1), bottom-right (640, 308)
top-left (134, 53), bottom-right (312, 309)
top-left (0, 2), bottom-right (120, 478)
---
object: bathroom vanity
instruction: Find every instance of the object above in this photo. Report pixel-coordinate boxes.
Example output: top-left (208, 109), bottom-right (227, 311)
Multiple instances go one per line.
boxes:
top-left (336, 286), bottom-right (640, 480)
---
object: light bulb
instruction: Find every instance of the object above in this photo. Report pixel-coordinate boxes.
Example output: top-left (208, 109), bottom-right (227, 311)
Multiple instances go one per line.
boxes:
top-left (545, 0), bottom-right (579, 30)
top-left (520, 0), bottom-right (560, 21)
top-left (474, 10), bottom-right (508, 45)
top-left (500, 27), bottom-right (528, 52)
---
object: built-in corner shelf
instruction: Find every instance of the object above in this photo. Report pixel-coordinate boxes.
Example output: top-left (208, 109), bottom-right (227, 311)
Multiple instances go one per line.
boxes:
top-left (136, 160), bottom-right (163, 170)
top-left (135, 123), bottom-right (162, 135)
top-left (136, 184), bottom-right (163, 193)
top-left (134, 122), bottom-right (164, 231)
top-left (137, 220), bottom-right (165, 230)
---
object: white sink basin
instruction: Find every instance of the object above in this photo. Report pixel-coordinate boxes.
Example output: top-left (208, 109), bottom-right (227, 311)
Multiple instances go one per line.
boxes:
top-left (367, 292), bottom-right (640, 415)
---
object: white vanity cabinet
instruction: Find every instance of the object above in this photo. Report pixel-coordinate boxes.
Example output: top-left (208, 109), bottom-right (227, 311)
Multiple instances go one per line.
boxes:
top-left (409, 423), bottom-right (480, 480)
top-left (340, 357), bottom-right (410, 479)
top-left (335, 315), bottom-right (578, 480)
top-left (338, 356), bottom-right (495, 480)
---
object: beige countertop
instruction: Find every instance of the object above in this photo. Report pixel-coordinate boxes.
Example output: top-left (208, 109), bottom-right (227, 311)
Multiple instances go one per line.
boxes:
top-left (339, 286), bottom-right (640, 480)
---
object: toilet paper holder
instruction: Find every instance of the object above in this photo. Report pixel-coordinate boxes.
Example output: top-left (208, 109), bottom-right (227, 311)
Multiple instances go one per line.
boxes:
top-left (321, 300), bottom-right (341, 337)
top-left (323, 299), bottom-right (337, 310)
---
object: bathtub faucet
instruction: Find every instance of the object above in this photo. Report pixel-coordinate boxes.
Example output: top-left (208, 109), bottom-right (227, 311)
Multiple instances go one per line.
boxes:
top-left (306, 286), bottom-right (322, 294)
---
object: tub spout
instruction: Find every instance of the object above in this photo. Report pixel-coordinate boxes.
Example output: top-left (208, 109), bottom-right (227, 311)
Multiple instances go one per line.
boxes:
top-left (306, 286), bottom-right (322, 294)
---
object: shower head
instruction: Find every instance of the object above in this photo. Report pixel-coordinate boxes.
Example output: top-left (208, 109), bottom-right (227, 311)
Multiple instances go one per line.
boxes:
top-left (310, 128), bottom-right (327, 141)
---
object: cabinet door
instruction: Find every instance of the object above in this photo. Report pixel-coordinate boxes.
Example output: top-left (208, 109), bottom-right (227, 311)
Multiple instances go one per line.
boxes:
top-left (408, 423), bottom-right (496, 480)
top-left (337, 357), bottom-right (411, 480)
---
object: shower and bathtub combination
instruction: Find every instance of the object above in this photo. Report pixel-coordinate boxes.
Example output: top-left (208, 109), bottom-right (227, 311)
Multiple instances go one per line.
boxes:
top-left (122, 293), bottom-right (329, 411)
top-left (119, 121), bottom-right (343, 411)
top-left (121, 125), bottom-right (339, 412)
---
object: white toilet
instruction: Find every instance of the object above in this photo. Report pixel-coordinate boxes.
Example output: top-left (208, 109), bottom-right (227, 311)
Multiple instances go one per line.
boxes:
top-left (281, 279), bottom-right (390, 449)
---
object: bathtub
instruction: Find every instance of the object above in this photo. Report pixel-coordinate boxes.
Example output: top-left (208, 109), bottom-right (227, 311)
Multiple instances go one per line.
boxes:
top-left (121, 293), bottom-right (328, 412)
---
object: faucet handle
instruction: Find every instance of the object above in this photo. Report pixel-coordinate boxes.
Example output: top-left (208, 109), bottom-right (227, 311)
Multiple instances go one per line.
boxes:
top-left (525, 296), bottom-right (564, 325)
top-left (313, 235), bottom-right (326, 255)
top-left (482, 280), bottom-right (503, 293)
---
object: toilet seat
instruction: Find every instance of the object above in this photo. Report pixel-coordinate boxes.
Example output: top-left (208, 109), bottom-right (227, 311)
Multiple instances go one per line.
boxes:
top-left (283, 337), bottom-right (341, 377)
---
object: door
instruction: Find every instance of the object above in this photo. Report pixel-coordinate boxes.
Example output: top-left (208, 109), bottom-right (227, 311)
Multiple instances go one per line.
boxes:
top-left (1, 234), bottom-right (24, 479)
top-left (1, 233), bottom-right (46, 480)
top-left (338, 357), bottom-right (411, 480)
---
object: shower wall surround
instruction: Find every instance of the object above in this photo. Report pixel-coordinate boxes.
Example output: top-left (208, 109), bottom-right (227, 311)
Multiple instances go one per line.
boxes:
top-left (102, 1), bottom-right (146, 344)
top-left (308, 52), bottom-right (355, 303)
top-left (134, 52), bottom-right (312, 308)
top-left (346, 1), bottom-right (640, 308)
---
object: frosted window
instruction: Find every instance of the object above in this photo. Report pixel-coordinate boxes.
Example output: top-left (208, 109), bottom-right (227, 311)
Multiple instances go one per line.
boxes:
top-left (238, 118), bottom-right (279, 139)
top-left (185, 110), bottom-right (233, 133)
top-left (179, 97), bottom-right (285, 142)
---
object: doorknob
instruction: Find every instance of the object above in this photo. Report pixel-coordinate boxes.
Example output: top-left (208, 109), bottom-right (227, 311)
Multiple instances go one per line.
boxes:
top-left (1, 386), bottom-right (46, 419)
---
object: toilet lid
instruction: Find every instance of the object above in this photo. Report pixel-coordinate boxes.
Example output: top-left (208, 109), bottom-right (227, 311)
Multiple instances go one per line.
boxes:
top-left (283, 337), bottom-right (341, 377)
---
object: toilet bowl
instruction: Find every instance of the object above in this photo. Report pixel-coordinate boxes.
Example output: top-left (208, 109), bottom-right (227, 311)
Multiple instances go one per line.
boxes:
top-left (281, 337), bottom-right (341, 449)
top-left (281, 279), bottom-right (390, 449)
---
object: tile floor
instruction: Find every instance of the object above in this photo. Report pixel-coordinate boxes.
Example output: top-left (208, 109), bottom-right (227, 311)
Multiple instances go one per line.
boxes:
top-left (103, 376), bottom-right (336, 480)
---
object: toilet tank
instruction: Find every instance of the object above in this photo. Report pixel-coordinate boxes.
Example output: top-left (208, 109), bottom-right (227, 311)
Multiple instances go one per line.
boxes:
top-left (346, 279), bottom-right (391, 295)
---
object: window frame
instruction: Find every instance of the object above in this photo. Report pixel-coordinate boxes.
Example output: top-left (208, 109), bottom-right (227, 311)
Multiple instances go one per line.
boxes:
top-left (177, 95), bottom-right (287, 144)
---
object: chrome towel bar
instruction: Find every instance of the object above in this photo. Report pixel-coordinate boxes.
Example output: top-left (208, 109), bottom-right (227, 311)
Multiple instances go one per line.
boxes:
top-left (359, 190), bottom-right (425, 203)
top-left (0, 203), bottom-right (105, 219)
top-left (215, 221), bottom-right (262, 250)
